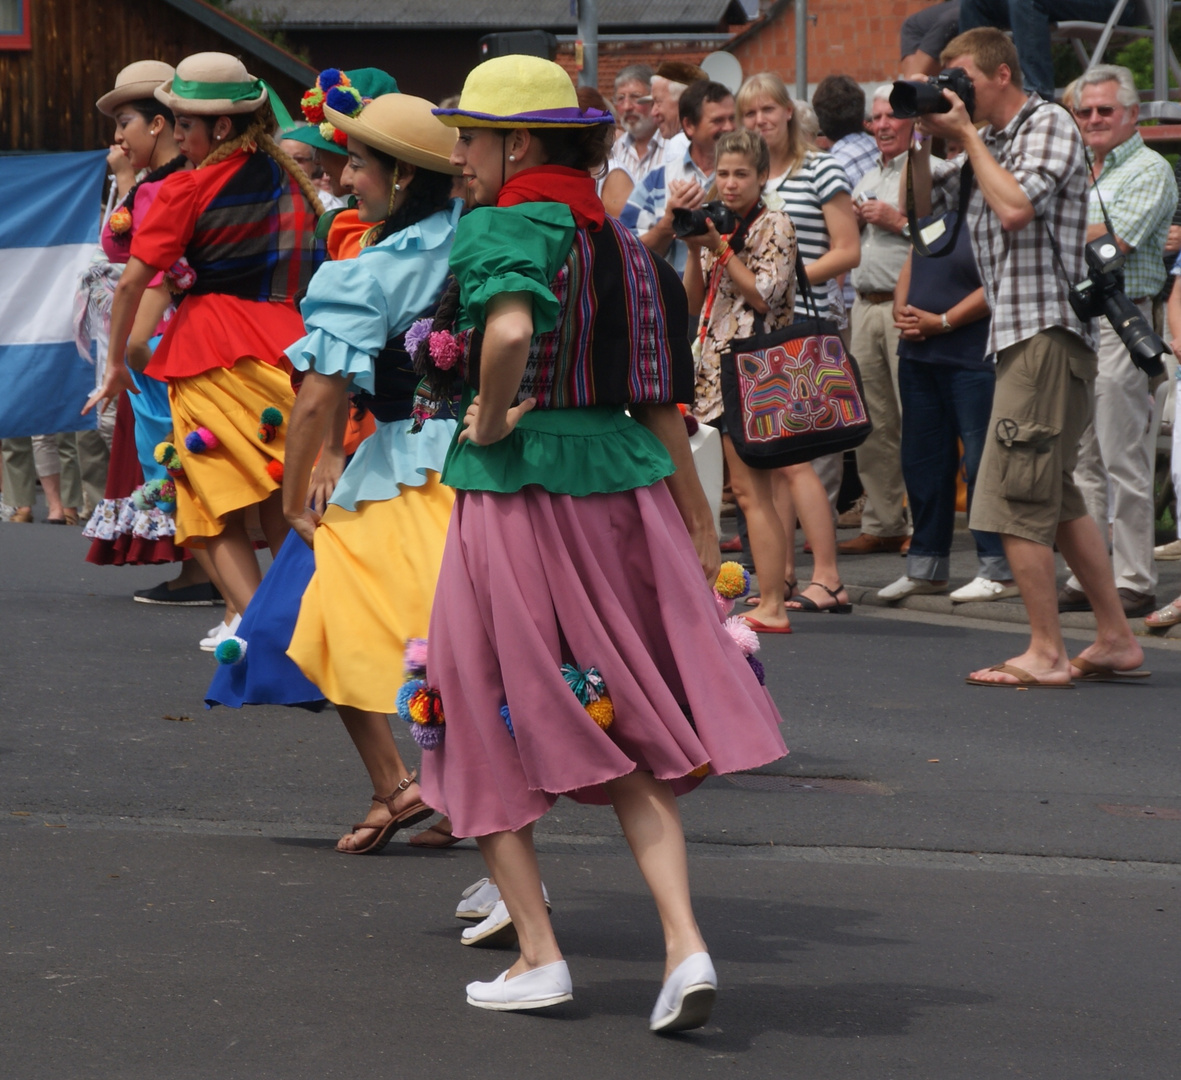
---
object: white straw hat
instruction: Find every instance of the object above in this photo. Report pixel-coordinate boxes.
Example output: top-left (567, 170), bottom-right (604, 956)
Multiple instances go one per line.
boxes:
top-left (154, 52), bottom-right (269, 116)
top-left (97, 60), bottom-right (176, 117)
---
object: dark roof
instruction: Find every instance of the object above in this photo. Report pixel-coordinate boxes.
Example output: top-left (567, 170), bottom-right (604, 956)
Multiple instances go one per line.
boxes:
top-left (162, 0), bottom-right (316, 82)
top-left (223, 0), bottom-right (748, 31)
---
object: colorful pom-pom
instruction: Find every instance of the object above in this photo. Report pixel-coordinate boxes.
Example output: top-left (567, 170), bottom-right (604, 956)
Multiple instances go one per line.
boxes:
top-left (561, 664), bottom-right (606, 705)
top-left (428, 331), bottom-right (460, 370)
top-left (684, 413), bottom-right (699, 437)
top-left (714, 561), bottom-right (750, 600)
top-left (411, 723), bottom-right (444, 750)
top-left (725, 614), bottom-right (760, 657)
top-left (396, 678), bottom-right (425, 723)
top-left (405, 318), bottom-right (433, 359)
top-left (326, 85), bottom-right (364, 117)
top-left (746, 654), bottom-right (766, 685)
top-left (166, 257), bottom-right (197, 292)
top-left (407, 686), bottom-right (445, 726)
top-left (265, 459), bottom-right (284, 482)
top-left (108, 207), bottom-right (132, 235)
top-left (154, 441), bottom-right (181, 469)
top-left (131, 487), bottom-right (152, 512)
top-left (257, 423), bottom-right (277, 443)
top-left (585, 695), bottom-right (614, 730)
top-left (714, 591), bottom-right (735, 619)
top-left (403, 637), bottom-right (428, 676)
top-left (689, 762), bottom-right (710, 778)
top-left (300, 86), bottom-right (326, 124)
top-left (260, 406), bottom-right (284, 427)
top-left (319, 68), bottom-right (347, 91)
top-left (500, 704), bottom-right (514, 739)
top-left (184, 427), bottom-right (218, 453)
top-left (214, 635), bottom-right (247, 665)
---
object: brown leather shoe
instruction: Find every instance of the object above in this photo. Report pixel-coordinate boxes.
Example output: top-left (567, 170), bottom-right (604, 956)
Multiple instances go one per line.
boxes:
top-left (837, 533), bottom-right (908, 555)
top-left (1117, 589), bottom-right (1157, 619)
top-left (1057, 584), bottom-right (1092, 613)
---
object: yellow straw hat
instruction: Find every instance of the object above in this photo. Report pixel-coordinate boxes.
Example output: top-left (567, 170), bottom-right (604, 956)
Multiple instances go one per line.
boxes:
top-left (324, 93), bottom-right (461, 175)
top-left (433, 55), bottom-right (612, 129)
top-left (97, 60), bottom-right (176, 117)
top-left (154, 52), bottom-right (269, 116)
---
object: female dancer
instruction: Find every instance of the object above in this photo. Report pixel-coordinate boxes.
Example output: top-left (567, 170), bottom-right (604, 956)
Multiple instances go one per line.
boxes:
top-left (420, 55), bottom-right (786, 1029)
top-left (738, 72), bottom-right (858, 615)
top-left (210, 91), bottom-right (465, 854)
top-left (683, 129), bottom-right (798, 634)
top-left (83, 60), bottom-right (214, 596)
top-left (90, 52), bottom-right (325, 615)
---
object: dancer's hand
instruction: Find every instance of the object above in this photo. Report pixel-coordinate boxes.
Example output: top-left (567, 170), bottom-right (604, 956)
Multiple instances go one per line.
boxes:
top-left (307, 447), bottom-right (345, 514)
top-left (287, 506), bottom-right (320, 549)
top-left (457, 393), bottom-right (536, 446)
top-left (82, 361), bottom-right (138, 416)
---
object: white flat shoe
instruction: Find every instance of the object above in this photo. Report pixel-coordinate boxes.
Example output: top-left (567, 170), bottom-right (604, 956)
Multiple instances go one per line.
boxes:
top-left (456, 877), bottom-right (501, 920)
top-left (199, 613), bottom-right (240, 651)
top-left (461, 900), bottom-right (518, 947)
top-left (466, 960), bottom-right (573, 1011)
top-left (949, 576), bottom-right (1020, 603)
top-left (877, 576), bottom-right (947, 602)
top-left (649, 952), bottom-right (717, 1033)
top-left (1154, 539), bottom-right (1181, 561)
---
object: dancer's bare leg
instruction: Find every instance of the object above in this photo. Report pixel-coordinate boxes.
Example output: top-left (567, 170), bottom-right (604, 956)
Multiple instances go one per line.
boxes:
top-left (336, 704), bottom-right (421, 852)
top-left (257, 489), bottom-right (290, 556)
top-left (203, 509), bottom-right (262, 614)
top-left (606, 770), bottom-right (707, 979)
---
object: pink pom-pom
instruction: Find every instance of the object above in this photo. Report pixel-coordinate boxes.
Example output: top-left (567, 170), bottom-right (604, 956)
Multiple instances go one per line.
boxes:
top-left (714, 591), bottom-right (735, 619)
top-left (428, 331), bottom-right (460, 370)
top-left (725, 615), bottom-right (760, 657)
top-left (403, 637), bottom-right (428, 672)
top-left (184, 426), bottom-right (218, 453)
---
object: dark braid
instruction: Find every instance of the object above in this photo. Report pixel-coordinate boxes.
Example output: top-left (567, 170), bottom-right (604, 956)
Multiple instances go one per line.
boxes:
top-left (125, 153), bottom-right (187, 214)
top-left (368, 147), bottom-right (455, 246)
top-left (412, 277), bottom-right (463, 401)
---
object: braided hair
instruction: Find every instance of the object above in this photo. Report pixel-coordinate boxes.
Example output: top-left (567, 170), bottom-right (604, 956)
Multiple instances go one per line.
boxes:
top-left (124, 153), bottom-right (187, 214)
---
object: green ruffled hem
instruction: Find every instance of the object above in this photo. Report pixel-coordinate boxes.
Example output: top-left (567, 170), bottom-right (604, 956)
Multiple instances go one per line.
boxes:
top-left (442, 393), bottom-right (674, 495)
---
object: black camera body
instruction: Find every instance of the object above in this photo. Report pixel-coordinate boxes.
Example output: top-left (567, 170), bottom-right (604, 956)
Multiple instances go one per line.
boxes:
top-left (889, 67), bottom-right (976, 120)
top-left (671, 200), bottom-right (737, 239)
top-left (1069, 233), bottom-right (1167, 377)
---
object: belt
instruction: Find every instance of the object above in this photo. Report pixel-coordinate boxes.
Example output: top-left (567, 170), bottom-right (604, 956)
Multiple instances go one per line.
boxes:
top-left (857, 291), bottom-right (894, 304)
top-left (1130, 295), bottom-right (1152, 306)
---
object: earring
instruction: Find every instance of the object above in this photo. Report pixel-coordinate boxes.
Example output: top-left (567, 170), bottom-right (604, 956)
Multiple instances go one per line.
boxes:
top-left (508, 154), bottom-right (516, 162)
top-left (394, 183), bottom-right (400, 191)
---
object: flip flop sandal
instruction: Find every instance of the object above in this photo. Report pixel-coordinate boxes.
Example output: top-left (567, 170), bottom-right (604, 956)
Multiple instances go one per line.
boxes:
top-left (741, 616), bottom-right (793, 634)
top-left (785, 582), bottom-right (852, 614)
top-left (1145, 603), bottom-right (1181, 630)
top-left (337, 772), bottom-right (433, 855)
top-left (1069, 656), bottom-right (1151, 682)
top-left (744, 579), bottom-right (797, 607)
top-left (408, 820), bottom-right (463, 849)
top-left (965, 663), bottom-right (1074, 689)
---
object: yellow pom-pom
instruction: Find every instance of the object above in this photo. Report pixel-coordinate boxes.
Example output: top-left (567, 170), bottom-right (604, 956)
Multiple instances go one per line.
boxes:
top-left (407, 688), bottom-right (432, 725)
top-left (585, 695), bottom-right (614, 730)
top-left (714, 561), bottom-right (750, 599)
top-left (689, 762), bottom-right (710, 778)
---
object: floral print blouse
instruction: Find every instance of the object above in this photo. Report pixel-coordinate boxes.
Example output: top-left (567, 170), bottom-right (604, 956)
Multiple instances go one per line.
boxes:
top-left (693, 207), bottom-right (797, 424)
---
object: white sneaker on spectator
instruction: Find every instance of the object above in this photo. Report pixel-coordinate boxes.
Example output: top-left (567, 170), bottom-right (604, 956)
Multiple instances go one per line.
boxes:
top-left (877, 576), bottom-right (948, 602)
top-left (200, 613), bottom-right (241, 651)
top-left (950, 577), bottom-right (1020, 603)
top-left (1154, 539), bottom-right (1181, 561)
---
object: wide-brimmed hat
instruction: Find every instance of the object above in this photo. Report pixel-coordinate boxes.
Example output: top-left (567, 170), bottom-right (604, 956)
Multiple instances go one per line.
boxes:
top-left (97, 60), bottom-right (175, 117)
top-left (324, 93), bottom-right (461, 175)
top-left (155, 52), bottom-right (268, 116)
top-left (434, 55), bottom-right (612, 129)
top-left (292, 68), bottom-right (400, 155)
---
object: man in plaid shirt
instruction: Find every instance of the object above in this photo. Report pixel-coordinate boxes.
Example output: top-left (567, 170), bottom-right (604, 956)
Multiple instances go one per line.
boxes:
top-left (912, 27), bottom-right (1145, 687)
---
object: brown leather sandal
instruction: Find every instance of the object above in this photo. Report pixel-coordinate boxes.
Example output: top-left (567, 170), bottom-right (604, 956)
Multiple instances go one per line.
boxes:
top-left (408, 818), bottom-right (462, 849)
top-left (337, 772), bottom-right (433, 855)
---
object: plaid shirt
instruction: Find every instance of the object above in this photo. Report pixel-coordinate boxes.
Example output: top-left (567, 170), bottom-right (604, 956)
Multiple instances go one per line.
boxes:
top-left (936, 93), bottom-right (1097, 356)
top-left (830, 131), bottom-right (879, 190)
top-left (1088, 131), bottom-right (1176, 299)
top-left (619, 136), bottom-right (709, 275)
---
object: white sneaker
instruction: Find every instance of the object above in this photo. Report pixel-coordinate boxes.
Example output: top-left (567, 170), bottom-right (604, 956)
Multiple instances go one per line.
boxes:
top-left (949, 577), bottom-right (1021, 603)
top-left (455, 877), bottom-right (500, 920)
top-left (649, 953), bottom-right (717, 1033)
top-left (1154, 539), bottom-right (1181, 561)
top-left (466, 960), bottom-right (573, 1011)
top-left (877, 576), bottom-right (948, 602)
top-left (200, 613), bottom-right (241, 651)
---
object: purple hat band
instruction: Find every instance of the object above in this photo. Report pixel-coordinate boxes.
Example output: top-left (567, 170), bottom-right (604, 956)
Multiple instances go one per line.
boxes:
top-left (433, 106), bottom-right (613, 125)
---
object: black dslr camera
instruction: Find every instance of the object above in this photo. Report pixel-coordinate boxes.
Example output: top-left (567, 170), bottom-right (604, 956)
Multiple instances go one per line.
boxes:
top-left (1068, 234), bottom-right (1168, 377)
top-left (671, 200), bottom-right (737, 239)
top-left (889, 67), bottom-right (976, 119)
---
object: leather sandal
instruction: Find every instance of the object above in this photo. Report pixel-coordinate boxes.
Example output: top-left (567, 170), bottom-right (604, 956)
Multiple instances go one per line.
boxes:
top-left (337, 772), bottom-right (433, 855)
top-left (744, 577), bottom-right (797, 607)
top-left (408, 818), bottom-right (463, 849)
top-left (785, 582), bottom-right (852, 614)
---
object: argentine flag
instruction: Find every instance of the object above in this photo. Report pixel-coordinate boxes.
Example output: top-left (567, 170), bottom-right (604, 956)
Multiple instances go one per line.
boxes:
top-left (0, 149), bottom-right (108, 436)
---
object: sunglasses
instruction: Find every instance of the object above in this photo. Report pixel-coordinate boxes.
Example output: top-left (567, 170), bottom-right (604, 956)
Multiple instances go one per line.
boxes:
top-left (1072, 105), bottom-right (1120, 118)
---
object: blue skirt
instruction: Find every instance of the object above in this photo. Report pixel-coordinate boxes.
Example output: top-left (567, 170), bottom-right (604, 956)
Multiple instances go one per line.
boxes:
top-left (205, 530), bottom-right (327, 711)
top-left (129, 354), bottom-right (172, 484)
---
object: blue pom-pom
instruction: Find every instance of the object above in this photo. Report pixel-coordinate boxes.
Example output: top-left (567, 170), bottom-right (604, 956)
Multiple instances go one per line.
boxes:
top-left (411, 723), bottom-right (444, 750)
top-left (396, 679), bottom-right (424, 723)
top-left (214, 635), bottom-right (247, 665)
top-left (500, 704), bottom-right (514, 739)
top-left (326, 85), bottom-right (362, 116)
top-left (319, 67), bottom-right (344, 90)
top-left (746, 654), bottom-right (765, 685)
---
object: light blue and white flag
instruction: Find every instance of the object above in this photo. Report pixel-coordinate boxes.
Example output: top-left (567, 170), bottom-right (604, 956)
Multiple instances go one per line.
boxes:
top-left (0, 150), bottom-right (108, 437)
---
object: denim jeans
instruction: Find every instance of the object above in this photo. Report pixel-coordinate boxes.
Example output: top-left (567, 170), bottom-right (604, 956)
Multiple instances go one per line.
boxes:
top-left (899, 358), bottom-right (1010, 581)
top-left (957, 0), bottom-right (1139, 99)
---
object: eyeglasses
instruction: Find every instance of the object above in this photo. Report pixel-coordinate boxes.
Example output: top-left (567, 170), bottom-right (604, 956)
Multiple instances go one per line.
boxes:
top-left (1072, 105), bottom-right (1119, 118)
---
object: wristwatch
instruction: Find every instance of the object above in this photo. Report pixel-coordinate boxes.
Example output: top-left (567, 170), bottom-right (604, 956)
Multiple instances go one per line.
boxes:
top-left (900, 222), bottom-right (912, 240)
top-left (940, 313), bottom-right (952, 333)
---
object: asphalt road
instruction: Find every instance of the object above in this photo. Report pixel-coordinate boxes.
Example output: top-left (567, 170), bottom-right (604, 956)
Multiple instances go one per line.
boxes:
top-left (2, 522), bottom-right (1179, 1079)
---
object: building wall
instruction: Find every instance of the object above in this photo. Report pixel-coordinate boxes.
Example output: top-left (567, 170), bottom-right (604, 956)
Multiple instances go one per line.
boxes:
top-left (0, 0), bottom-right (311, 152)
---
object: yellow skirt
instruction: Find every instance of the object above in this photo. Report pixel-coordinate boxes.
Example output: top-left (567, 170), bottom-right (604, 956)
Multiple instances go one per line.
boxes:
top-left (286, 473), bottom-right (455, 714)
top-left (168, 359), bottom-right (295, 547)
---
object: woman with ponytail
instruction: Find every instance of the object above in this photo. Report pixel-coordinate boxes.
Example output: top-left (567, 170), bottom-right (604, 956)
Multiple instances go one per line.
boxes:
top-left (89, 53), bottom-right (325, 620)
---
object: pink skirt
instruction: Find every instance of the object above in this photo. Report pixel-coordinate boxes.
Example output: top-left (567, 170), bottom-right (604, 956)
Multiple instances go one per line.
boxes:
top-left (419, 482), bottom-right (787, 838)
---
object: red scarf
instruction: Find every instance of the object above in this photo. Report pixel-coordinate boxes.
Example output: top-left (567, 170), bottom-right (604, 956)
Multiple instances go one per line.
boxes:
top-left (496, 165), bottom-right (605, 230)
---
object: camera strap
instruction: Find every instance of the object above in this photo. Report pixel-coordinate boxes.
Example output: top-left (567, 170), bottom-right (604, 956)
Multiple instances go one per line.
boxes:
top-left (903, 148), bottom-right (974, 258)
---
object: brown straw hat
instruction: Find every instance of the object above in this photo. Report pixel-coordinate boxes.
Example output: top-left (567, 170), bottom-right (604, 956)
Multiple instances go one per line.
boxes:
top-left (97, 60), bottom-right (176, 117)
top-left (324, 93), bottom-right (462, 174)
top-left (154, 52), bottom-right (269, 116)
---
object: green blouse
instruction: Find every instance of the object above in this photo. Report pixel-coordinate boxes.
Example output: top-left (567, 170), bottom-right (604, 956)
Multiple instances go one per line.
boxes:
top-left (442, 201), bottom-right (675, 496)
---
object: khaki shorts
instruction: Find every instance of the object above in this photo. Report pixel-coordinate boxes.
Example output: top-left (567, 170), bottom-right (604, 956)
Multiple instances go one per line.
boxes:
top-left (970, 328), bottom-right (1097, 547)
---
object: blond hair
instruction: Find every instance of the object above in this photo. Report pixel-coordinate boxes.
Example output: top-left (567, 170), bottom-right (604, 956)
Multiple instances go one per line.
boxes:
top-left (736, 72), bottom-right (810, 177)
top-left (941, 27), bottom-right (1023, 89)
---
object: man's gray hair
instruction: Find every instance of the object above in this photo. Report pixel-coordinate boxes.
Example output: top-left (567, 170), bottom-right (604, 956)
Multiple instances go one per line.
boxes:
top-left (1075, 64), bottom-right (1139, 109)
top-left (615, 64), bottom-right (653, 90)
top-left (873, 84), bottom-right (893, 104)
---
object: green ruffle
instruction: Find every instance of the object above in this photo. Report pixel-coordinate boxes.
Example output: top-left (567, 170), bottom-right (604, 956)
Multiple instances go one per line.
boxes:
top-left (442, 391), bottom-right (674, 495)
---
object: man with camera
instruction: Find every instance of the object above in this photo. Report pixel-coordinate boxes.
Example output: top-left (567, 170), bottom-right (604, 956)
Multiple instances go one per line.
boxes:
top-left (909, 27), bottom-right (1145, 686)
top-left (620, 80), bottom-right (736, 274)
top-left (1056, 65), bottom-right (1176, 620)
